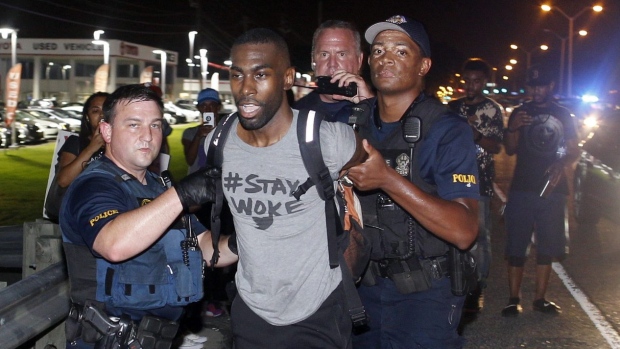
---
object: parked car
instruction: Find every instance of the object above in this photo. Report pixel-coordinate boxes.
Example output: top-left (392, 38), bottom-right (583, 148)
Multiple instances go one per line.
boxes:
top-left (0, 110), bottom-right (44, 145)
top-left (61, 105), bottom-right (84, 117)
top-left (573, 109), bottom-right (620, 225)
top-left (165, 101), bottom-right (199, 122)
top-left (25, 108), bottom-right (81, 132)
top-left (14, 110), bottom-right (64, 140)
top-left (163, 105), bottom-right (187, 124)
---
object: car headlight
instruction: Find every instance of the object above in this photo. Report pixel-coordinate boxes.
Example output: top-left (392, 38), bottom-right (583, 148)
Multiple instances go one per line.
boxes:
top-left (583, 116), bottom-right (598, 128)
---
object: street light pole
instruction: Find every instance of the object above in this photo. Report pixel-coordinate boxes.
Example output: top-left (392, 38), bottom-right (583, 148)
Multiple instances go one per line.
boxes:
top-left (188, 31), bottom-right (197, 80)
top-left (510, 44), bottom-right (548, 71)
top-left (93, 30), bottom-right (104, 41)
top-left (92, 30), bottom-right (109, 65)
top-left (92, 41), bottom-right (110, 65)
top-left (0, 28), bottom-right (18, 148)
top-left (0, 29), bottom-right (18, 67)
top-left (153, 50), bottom-right (167, 97)
top-left (199, 49), bottom-right (208, 89)
top-left (541, 4), bottom-right (603, 97)
top-left (542, 28), bottom-right (586, 96)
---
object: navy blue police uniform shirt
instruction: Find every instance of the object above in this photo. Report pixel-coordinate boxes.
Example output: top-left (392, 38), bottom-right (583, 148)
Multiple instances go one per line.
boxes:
top-left (367, 100), bottom-right (480, 201)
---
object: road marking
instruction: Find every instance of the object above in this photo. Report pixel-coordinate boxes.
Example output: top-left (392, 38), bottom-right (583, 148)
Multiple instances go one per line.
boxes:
top-left (554, 262), bottom-right (620, 348)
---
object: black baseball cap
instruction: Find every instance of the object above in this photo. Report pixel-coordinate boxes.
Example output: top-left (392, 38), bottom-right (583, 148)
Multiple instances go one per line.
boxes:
top-left (364, 15), bottom-right (431, 57)
top-left (526, 65), bottom-right (555, 86)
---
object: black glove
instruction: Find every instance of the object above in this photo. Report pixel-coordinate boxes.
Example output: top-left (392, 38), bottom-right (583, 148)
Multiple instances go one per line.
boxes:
top-left (175, 167), bottom-right (221, 211)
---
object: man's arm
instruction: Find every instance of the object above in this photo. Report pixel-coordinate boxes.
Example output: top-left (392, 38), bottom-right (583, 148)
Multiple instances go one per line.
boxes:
top-left (347, 140), bottom-right (478, 250)
top-left (473, 104), bottom-right (504, 154)
top-left (504, 109), bottom-right (532, 155)
top-left (197, 232), bottom-right (239, 267)
top-left (93, 189), bottom-right (184, 261)
top-left (93, 169), bottom-right (220, 262)
top-left (342, 132), bottom-right (368, 170)
top-left (183, 126), bottom-right (213, 166)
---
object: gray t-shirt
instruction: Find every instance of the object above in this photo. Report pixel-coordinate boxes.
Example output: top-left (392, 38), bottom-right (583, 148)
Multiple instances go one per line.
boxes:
top-left (204, 109), bottom-right (356, 325)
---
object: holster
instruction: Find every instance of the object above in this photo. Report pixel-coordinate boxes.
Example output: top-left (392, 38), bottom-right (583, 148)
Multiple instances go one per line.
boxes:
top-left (66, 302), bottom-right (179, 349)
top-left (448, 246), bottom-right (478, 296)
top-left (66, 303), bottom-right (103, 344)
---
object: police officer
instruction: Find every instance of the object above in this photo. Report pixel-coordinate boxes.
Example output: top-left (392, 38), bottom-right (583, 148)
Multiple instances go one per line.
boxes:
top-left (60, 84), bottom-right (218, 349)
top-left (346, 15), bottom-right (479, 348)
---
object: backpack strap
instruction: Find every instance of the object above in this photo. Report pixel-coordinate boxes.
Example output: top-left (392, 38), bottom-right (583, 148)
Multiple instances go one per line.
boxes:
top-left (205, 113), bottom-right (237, 267)
top-left (295, 109), bottom-right (368, 328)
top-left (294, 109), bottom-right (340, 269)
top-left (292, 109), bottom-right (335, 201)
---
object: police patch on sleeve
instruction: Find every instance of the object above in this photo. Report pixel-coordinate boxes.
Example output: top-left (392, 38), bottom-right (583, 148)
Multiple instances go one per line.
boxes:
top-left (453, 173), bottom-right (477, 187)
top-left (89, 210), bottom-right (119, 226)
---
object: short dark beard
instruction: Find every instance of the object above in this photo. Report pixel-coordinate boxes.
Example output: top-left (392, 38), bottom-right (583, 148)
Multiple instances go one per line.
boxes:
top-left (236, 96), bottom-right (282, 131)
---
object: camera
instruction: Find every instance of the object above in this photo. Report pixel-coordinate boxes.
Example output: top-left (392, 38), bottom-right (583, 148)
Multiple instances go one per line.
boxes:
top-left (202, 112), bottom-right (215, 127)
top-left (315, 76), bottom-right (357, 97)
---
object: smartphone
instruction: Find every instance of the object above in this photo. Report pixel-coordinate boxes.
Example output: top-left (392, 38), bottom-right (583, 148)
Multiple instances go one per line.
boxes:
top-left (315, 76), bottom-right (357, 97)
top-left (202, 112), bottom-right (215, 127)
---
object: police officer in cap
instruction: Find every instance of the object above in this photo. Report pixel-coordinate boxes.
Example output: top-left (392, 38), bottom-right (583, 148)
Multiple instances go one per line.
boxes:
top-left (346, 15), bottom-right (479, 348)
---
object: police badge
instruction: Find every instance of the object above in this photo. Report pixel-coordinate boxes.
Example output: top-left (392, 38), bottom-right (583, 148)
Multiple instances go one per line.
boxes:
top-left (395, 153), bottom-right (410, 176)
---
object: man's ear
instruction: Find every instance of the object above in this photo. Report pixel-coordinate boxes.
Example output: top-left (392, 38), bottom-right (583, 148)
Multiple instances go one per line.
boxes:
top-left (284, 67), bottom-right (295, 90)
top-left (419, 58), bottom-right (432, 76)
top-left (100, 121), bottom-right (112, 143)
top-left (357, 53), bottom-right (364, 73)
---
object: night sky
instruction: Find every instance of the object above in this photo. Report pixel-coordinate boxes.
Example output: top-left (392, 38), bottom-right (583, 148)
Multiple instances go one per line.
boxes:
top-left (1, 0), bottom-right (618, 98)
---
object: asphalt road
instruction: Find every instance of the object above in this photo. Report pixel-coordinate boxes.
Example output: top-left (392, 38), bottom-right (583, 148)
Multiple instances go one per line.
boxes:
top-left (460, 149), bottom-right (620, 348)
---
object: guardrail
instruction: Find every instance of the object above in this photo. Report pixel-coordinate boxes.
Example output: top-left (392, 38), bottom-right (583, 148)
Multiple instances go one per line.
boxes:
top-left (0, 225), bottom-right (23, 269)
top-left (0, 262), bottom-right (69, 349)
top-left (0, 221), bottom-right (68, 349)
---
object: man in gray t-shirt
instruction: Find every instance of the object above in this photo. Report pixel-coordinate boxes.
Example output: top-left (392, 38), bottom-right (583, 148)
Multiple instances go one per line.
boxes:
top-left (202, 29), bottom-right (366, 349)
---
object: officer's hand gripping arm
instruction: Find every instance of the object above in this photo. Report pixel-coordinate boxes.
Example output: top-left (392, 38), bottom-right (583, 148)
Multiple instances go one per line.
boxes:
top-left (175, 167), bottom-right (221, 211)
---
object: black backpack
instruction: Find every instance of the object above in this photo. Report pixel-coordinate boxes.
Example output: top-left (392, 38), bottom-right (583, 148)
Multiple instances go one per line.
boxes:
top-left (205, 109), bottom-right (370, 328)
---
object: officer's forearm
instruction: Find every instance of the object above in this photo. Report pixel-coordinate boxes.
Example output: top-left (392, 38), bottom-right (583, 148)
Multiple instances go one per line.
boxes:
top-left (380, 170), bottom-right (478, 250)
top-left (93, 189), bottom-right (184, 262)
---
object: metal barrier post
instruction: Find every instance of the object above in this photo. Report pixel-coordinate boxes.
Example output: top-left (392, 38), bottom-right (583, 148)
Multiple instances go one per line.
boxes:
top-left (18, 220), bottom-right (67, 349)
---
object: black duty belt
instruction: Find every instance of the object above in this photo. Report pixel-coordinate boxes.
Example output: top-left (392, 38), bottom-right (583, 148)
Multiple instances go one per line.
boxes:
top-left (377, 256), bottom-right (449, 280)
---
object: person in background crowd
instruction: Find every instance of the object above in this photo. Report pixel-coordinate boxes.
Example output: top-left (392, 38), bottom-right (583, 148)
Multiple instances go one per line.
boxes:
top-left (54, 92), bottom-right (109, 188)
top-left (448, 58), bottom-right (504, 314)
top-left (501, 64), bottom-right (579, 317)
top-left (45, 92), bottom-right (110, 222)
top-left (294, 20), bottom-right (374, 123)
top-left (346, 15), bottom-right (479, 348)
top-left (182, 88), bottom-right (222, 175)
top-left (180, 88), bottom-right (228, 340)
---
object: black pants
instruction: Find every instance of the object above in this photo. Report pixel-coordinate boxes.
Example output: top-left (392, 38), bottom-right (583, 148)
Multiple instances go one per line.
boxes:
top-left (231, 283), bottom-right (352, 349)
